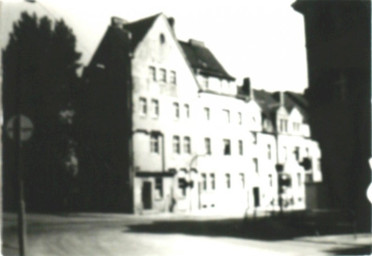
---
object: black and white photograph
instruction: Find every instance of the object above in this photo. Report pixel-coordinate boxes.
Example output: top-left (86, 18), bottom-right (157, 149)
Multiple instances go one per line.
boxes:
top-left (1, 0), bottom-right (371, 255)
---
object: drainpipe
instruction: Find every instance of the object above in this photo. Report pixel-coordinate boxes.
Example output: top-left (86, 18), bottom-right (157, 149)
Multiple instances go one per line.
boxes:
top-left (160, 133), bottom-right (166, 172)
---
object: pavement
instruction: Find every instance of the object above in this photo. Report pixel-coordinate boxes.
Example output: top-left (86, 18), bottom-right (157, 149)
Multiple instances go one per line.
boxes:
top-left (2, 212), bottom-right (372, 256)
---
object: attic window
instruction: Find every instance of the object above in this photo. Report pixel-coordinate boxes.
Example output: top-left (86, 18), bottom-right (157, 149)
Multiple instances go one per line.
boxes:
top-left (160, 33), bottom-right (165, 44)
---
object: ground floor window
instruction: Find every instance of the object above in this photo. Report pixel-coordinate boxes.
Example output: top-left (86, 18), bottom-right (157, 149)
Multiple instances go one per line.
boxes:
top-left (178, 178), bottom-right (187, 196)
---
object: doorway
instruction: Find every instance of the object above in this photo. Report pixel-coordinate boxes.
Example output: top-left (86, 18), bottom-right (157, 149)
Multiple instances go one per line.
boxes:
top-left (253, 187), bottom-right (260, 207)
top-left (142, 181), bottom-right (152, 210)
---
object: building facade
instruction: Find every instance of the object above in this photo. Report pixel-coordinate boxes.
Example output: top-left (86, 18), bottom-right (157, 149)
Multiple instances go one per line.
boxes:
top-left (81, 13), bottom-right (322, 214)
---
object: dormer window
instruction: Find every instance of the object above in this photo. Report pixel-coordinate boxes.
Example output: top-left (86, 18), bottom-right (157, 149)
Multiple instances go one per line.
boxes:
top-left (160, 33), bottom-right (165, 44)
top-left (170, 71), bottom-right (176, 85)
top-left (279, 118), bottom-right (288, 133)
top-left (160, 68), bottom-right (166, 82)
top-left (293, 122), bottom-right (300, 132)
top-left (149, 66), bottom-right (156, 81)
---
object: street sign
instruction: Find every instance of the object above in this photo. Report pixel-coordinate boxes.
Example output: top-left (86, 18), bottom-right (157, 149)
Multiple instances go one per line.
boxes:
top-left (6, 115), bottom-right (33, 142)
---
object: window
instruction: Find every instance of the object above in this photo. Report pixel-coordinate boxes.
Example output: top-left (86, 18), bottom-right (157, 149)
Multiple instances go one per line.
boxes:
top-left (240, 173), bottom-right (245, 188)
top-left (223, 139), bottom-right (231, 155)
top-left (223, 109), bottom-right (230, 123)
top-left (160, 68), bottom-right (166, 82)
top-left (292, 123), bottom-right (297, 131)
top-left (294, 147), bottom-right (300, 161)
top-left (226, 173), bottom-right (231, 189)
top-left (201, 173), bottom-right (207, 191)
top-left (183, 136), bottom-right (191, 154)
top-left (238, 140), bottom-right (243, 155)
top-left (173, 136), bottom-right (180, 154)
top-left (150, 134), bottom-right (159, 153)
top-left (178, 178), bottom-right (186, 196)
top-left (279, 119), bottom-right (288, 132)
top-left (139, 98), bottom-right (147, 115)
top-left (173, 102), bottom-right (179, 119)
top-left (160, 33), bottom-right (165, 44)
top-left (267, 144), bottom-right (272, 159)
top-left (149, 66), bottom-right (156, 81)
top-left (210, 173), bottom-right (215, 190)
top-left (204, 107), bottom-right (210, 120)
top-left (253, 158), bottom-right (258, 173)
top-left (184, 104), bottom-right (190, 118)
top-left (170, 71), bottom-right (176, 85)
top-left (151, 99), bottom-right (159, 118)
top-left (268, 174), bottom-right (273, 187)
top-left (205, 138), bottom-right (211, 155)
top-left (155, 177), bottom-right (163, 198)
top-left (293, 122), bottom-right (300, 131)
top-left (238, 112), bottom-right (242, 125)
top-left (305, 147), bottom-right (310, 157)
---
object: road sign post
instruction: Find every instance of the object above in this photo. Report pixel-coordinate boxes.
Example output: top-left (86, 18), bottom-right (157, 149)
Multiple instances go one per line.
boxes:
top-left (6, 115), bottom-right (33, 256)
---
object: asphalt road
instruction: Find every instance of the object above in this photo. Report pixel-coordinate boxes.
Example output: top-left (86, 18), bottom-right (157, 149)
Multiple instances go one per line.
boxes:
top-left (2, 213), bottom-right (371, 256)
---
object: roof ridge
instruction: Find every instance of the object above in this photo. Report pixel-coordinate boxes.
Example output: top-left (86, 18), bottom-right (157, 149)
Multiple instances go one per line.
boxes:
top-left (128, 13), bottom-right (162, 25)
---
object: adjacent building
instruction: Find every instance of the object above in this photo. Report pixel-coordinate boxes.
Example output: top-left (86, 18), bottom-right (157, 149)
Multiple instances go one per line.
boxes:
top-left (80, 13), bottom-right (322, 214)
top-left (293, 0), bottom-right (371, 231)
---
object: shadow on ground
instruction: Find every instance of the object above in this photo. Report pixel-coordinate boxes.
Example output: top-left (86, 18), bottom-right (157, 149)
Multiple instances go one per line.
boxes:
top-left (326, 244), bottom-right (372, 255)
top-left (126, 215), bottom-right (355, 241)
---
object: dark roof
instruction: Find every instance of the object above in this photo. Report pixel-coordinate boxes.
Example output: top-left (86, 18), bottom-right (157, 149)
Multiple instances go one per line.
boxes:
top-left (253, 90), bottom-right (309, 123)
top-left (123, 14), bottom-right (161, 50)
top-left (272, 91), bottom-right (309, 123)
top-left (285, 91), bottom-right (309, 123)
top-left (253, 89), bottom-right (279, 117)
top-left (179, 40), bottom-right (235, 81)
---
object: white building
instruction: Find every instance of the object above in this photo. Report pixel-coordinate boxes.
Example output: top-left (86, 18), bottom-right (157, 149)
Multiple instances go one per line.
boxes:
top-left (83, 13), bottom-right (322, 214)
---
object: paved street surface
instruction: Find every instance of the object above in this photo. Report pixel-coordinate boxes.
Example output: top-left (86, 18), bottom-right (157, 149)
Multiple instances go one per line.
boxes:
top-left (2, 212), bottom-right (372, 256)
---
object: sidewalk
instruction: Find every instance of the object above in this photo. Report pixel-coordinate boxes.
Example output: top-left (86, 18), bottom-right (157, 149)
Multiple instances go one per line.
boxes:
top-left (297, 233), bottom-right (372, 247)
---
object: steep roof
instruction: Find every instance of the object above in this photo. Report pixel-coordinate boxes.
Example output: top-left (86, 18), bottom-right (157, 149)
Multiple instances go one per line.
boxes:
top-left (179, 40), bottom-right (235, 81)
top-left (253, 90), bottom-right (309, 123)
top-left (122, 14), bottom-right (161, 50)
top-left (253, 89), bottom-right (279, 118)
top-left (272, 91), bottom-right (309, 123)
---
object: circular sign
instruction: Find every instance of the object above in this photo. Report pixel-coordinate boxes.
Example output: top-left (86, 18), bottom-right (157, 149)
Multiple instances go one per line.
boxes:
top-left (6, 115), bottom-right (33, 142)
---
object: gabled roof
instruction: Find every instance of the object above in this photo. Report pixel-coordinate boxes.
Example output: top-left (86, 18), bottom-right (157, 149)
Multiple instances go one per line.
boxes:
top-left (253, 89), bottom-right (309, 124)
top-left (123, 14), bottom-right (161, 50)
top-left (272, 91), bottom-right (309, 123)
top-left (253, 89), bottom-right (280, 118)
top-left (179, 40), bottom-right (235, 81)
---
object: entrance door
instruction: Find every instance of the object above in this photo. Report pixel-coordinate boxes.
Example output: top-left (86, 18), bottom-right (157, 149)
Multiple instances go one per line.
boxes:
top-left (253, 187), bottom-right (260, 207)
top-left (142, 181), bottom-right (152, 210)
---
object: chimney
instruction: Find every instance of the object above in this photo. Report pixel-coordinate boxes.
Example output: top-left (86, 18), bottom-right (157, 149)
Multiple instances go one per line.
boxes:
top-left (280, 91), bottom-right (285, 106)
top-left (168, 17), bottom-right (175, 29)
top-left (111, 17), bottom-right (128, 28)
top-left (189, 39), bottom-right (205, 47)
top-left (167, 17), bottom-right (176, 36)
top-left (243, 77), bottom-right (254, 100)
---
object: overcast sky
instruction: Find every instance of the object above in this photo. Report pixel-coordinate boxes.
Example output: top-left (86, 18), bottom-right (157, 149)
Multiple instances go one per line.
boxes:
top-left (1, 0), bottom-right (308, 92)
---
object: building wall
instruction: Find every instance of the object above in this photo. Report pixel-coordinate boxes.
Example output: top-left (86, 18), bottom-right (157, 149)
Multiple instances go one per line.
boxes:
top-left (122, 14), bottom-right (322, 214)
